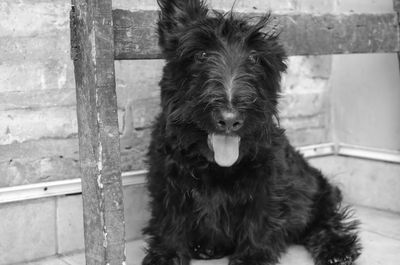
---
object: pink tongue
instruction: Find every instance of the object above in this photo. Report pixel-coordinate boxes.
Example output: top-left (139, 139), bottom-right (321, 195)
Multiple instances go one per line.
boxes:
top-left (210, 134), bottom-right (240, 167)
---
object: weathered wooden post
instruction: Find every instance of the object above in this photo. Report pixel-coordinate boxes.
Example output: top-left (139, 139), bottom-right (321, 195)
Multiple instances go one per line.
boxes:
top-left (70, 0), bottom-right (126, 264)
top-left (395, 0), bottom-right (400, 15)
top-left (394, 0), bottom-right (400, 69)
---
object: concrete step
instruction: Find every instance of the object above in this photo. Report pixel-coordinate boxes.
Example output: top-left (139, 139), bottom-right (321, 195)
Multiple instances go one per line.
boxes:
top-left (21, 205), bottom-right (400, 265)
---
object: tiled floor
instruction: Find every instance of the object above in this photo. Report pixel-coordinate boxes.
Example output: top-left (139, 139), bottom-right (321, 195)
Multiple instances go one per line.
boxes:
top-left (24, 205), bottom-right (400, 265)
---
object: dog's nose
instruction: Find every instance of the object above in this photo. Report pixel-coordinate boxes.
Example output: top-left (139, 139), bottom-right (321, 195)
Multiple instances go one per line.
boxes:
top-left (214, 110), bottom-right (244, 132)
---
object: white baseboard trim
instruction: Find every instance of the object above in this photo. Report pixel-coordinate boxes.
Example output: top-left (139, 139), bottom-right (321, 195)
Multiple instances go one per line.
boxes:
top-left (297, 143), bottom-right (335, 158)
top-left (0, 170), bottom-right (147, 204)
top-left (0, 143), bottom-right (399, 204)
top-left (337, 143), bottom-right (400, 164)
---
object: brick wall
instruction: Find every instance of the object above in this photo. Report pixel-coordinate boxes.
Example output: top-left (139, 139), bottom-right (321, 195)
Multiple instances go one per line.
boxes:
top-left (0, 0), bottom-right (332, 188)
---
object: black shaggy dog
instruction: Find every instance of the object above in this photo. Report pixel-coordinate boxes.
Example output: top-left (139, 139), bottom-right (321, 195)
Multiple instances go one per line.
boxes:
top-left (143, 1), bottom-right (361, 264)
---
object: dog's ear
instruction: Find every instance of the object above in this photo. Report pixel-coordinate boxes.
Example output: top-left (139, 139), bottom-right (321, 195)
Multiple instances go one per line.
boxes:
top-left (246, 15), bottom-right (287, 75)
top-left (157, 0), bottom-right (208, 28)
top-left (157, 0), bottom-right (208, 53)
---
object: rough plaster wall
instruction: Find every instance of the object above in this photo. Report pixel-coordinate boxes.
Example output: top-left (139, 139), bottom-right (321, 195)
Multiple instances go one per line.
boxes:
top-left (0, 0), bottom-right (79, 187)
top-left (329, 0), bottom-right (400, 151)
top-left (0, 0), bottom-right (375, 188)
top-left (331, 54), bottom-right (400, 150)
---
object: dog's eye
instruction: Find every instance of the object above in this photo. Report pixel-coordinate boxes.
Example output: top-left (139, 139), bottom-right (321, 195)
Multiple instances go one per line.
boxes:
top-left (194, 51), bottom-right (209, 63)
top-left (248, 54), bottom-right (260, 64)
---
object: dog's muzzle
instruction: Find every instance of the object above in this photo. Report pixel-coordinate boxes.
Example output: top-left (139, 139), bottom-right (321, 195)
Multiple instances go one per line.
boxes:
top-left (213, 109), bottom-right (244, 132)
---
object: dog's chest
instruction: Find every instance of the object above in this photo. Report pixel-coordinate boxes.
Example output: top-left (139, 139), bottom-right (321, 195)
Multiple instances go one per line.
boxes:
top-left (191, 189), bottom-right (230, 225)
top-left (189, 189), bottom-right (238, 258)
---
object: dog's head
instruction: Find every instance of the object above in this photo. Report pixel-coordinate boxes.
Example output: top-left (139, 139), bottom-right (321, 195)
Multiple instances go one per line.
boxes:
top-left (157, 0), bottom-right (287, 167)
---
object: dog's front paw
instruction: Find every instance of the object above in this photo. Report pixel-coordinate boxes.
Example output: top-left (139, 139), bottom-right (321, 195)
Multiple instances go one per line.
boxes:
top-left (327, 255), bottom-right (354, 265)
top-left (310, 229), bottom-right (361, 265)
top-left (229, 254), bottom-right (277, 265)
top-left (229, 259), bottom-right (258, 265)
top-left (142, 252), bottom-right (189, 265)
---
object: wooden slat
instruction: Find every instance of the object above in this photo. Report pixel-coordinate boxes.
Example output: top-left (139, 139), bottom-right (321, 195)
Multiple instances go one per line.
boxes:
top-left (70, 0), bottom-right (126, 264)
top-left (112, 10), bottom-right (400, 59)
top-left (394, 0), bottom-right (400, 12)
top-left (114, 9), bottom-right (160, 59)
top-left (278, 13), bottom-right (399, 56)
top-left (393, 0), bottom-right (400, 108)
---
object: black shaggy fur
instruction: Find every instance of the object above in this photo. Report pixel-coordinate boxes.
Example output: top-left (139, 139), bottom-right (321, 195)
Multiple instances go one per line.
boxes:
top-left (142, 1), bottom-right (362, 264)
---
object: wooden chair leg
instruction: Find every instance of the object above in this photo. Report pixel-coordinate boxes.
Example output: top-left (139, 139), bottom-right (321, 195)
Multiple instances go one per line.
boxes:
top-left (70, 0), bottom-right (126, 264)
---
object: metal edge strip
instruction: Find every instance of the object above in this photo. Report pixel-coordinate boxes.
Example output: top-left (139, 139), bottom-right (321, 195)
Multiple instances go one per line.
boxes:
top-left (338, 143), bottom-right (400, 164)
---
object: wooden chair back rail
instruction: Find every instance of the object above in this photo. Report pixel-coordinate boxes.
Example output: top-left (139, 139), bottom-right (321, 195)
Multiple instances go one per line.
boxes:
top-left (112, 10), bottom-right (400, 60)
top-left (70, 0), bottom-right (400, 264)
